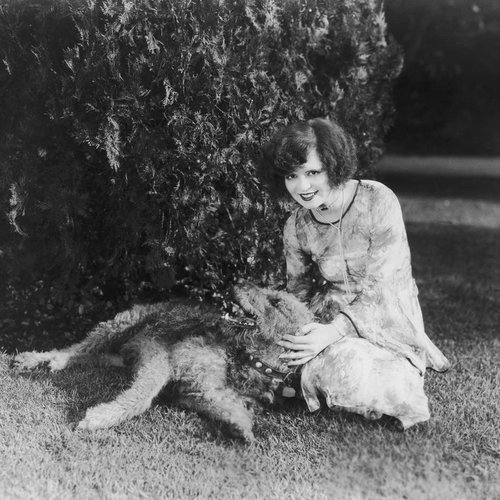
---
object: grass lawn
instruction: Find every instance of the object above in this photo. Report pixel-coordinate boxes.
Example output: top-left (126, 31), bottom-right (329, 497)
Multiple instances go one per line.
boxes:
top-left (1, 188), bottom-right (499, 499)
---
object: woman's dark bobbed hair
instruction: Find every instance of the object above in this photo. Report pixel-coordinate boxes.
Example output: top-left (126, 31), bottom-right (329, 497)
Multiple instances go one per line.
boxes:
top-left (257, 117), bottom-right (358, 199)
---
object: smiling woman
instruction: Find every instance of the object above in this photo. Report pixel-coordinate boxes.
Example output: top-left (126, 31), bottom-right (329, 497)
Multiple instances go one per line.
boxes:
top-left (260, 119), bottom-right (357, 200)
top-left (284, 156), bottom-right (360, 226)
top-left (284, 150), bottom-right (331, 206)
top-left (257, 117), bottom-right (450, 420)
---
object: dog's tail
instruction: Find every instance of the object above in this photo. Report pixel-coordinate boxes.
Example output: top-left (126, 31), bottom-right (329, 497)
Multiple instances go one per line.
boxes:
top-left (72, 302), bottom-right (172, 355)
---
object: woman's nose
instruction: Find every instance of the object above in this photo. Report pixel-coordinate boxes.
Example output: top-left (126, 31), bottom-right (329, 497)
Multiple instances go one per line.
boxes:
top-left (297, 175), bottom-right (311, 191)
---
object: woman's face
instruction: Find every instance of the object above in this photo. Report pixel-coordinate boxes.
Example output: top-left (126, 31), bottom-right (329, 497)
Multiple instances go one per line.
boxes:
top-left (284, 148), bottom-right (333, 208)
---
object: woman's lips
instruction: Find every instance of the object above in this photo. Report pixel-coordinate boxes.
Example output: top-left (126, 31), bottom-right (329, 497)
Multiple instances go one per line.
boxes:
top-left (299, 191), bottom-right (318, 201)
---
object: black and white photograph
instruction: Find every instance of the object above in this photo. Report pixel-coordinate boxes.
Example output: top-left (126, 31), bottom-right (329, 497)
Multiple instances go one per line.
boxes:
top-left (1, 0), bottom-right (499, 498)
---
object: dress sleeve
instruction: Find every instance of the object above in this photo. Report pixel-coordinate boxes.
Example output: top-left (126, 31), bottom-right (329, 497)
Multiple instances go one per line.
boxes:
top-left (283, 210), bottom-right (314, 302)
top-left (331, 185), bottom-right (450, 373)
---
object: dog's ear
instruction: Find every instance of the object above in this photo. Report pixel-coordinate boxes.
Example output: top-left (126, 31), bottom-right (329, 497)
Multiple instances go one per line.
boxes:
top-left (231, 282), bottom-right (261, 317)
top-left (231, 282), bottom-right (315, 341)
top-left (264, 289), bottom-right (313, 325)
top-left (234, 283), bottom-right (314, 323)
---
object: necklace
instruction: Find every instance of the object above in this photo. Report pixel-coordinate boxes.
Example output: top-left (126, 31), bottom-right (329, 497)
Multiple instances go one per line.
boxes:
top-left (313, 189), bottom-right (354, 302)
top-left (319, 187), bottom-right (344, 212)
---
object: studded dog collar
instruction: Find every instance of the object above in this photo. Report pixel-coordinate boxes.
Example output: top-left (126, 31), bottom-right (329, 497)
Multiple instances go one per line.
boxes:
top-left (245, 353), bottom-right (301, 398)
top-left (222, 312), bottom-right (300, 397)
top-left (221, 312), bottom-right (257, 328)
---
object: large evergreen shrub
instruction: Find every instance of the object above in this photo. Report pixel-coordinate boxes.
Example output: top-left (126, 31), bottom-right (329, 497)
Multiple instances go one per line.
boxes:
top-left (0, 0), bottom-right (402, 306)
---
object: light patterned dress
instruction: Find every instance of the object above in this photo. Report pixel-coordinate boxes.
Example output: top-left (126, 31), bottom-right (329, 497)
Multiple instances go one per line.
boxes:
top-left (284, 180), bottom-right (450, 418)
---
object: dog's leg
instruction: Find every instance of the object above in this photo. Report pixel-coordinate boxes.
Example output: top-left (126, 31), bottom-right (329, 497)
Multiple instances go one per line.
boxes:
top-left (12, 349), bottom-right (127, 372)
top-left (172, 339), bottom-right (255, 442)
top-left (13, 303), bottom-right (169, 372)
top-left (177, 387), bottom-right (255, 443)
top-left (13, 348), bottom-right (78, 372)
top-left (78, 336), bottom-right (172, 430)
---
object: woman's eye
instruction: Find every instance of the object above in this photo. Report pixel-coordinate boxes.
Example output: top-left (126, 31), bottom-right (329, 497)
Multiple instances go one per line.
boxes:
top-left (285, 174), bottom-right (296, 181)
top-left (307, 170), bottom-right (321, 176)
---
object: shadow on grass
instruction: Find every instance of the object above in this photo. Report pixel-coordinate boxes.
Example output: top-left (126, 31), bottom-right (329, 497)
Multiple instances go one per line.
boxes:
top-left (406, 222), bottom-right (500, 343)
top-left (13, 362), bottom-right (131, 425)
top-left (10, 353), bottom-right (405, 447)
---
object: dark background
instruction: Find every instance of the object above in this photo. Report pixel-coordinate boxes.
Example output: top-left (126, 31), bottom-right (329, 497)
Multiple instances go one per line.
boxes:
top-left (385, 0), bottom-right (500, 157)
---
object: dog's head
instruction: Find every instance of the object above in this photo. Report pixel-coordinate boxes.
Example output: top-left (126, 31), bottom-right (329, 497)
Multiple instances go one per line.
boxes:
top-left (222, 281), bottom-right (314, 374)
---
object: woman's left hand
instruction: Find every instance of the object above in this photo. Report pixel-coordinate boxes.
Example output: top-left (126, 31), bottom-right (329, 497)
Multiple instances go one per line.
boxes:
top-left (276, 322), bottom-right (343, 366)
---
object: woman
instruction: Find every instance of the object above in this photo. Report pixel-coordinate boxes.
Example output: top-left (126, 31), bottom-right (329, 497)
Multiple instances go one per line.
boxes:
top-left (258, 118), bottom-right (449, 413)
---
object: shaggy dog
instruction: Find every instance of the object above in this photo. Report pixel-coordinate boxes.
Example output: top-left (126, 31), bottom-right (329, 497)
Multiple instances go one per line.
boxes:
top-left (14, 282), bottom-right (429, 441)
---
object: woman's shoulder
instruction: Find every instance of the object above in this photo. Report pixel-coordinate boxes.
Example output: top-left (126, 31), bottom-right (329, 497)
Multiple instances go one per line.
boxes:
top-left (358, 179), bottom-right (400, 205)
top-left (356, 179), bottom-right (404, 227)
top-left (358, 179), bottom-right (395, 195)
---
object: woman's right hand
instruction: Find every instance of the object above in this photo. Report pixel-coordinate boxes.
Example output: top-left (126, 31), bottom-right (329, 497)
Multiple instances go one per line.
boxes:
top-left (276, 322), bottom-right (343, 366)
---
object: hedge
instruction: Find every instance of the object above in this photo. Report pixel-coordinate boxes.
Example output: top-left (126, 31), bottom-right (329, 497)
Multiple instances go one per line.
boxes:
top-left (0, 0), bottom-right (402, 308)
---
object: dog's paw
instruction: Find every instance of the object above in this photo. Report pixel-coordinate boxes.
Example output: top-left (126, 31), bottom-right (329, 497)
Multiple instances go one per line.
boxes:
top-left (225, 407), bottom-right (255, 443)
top-left (13, 350), bottom-right (72, 372)
top-left (225, 421), bottom-right (255, 443)
top-left (77, 407), bottom-right (111, 431)
top-left (77, 417), bottom-right (102, 431)
top-left (77, 402), bottom-right (129, 431)
top-left (13, 351), bottom-right (47, 370)
top-left (239, 427), bottom-right (256, 444)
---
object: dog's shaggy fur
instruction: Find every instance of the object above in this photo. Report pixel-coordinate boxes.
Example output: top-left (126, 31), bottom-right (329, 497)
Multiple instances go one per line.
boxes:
top-left (14, 282), bottom-right (430, 441)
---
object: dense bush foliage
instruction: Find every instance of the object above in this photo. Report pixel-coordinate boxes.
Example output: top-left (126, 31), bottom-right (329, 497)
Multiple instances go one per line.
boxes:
top-left (386, 0), bottom-right (500, 155)
top-left (0, 0), bottom-right (401, 308)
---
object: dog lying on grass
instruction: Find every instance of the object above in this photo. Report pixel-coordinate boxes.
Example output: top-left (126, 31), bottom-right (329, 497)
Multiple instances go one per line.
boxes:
top-left (14, 282), bottom-right (430, 441)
